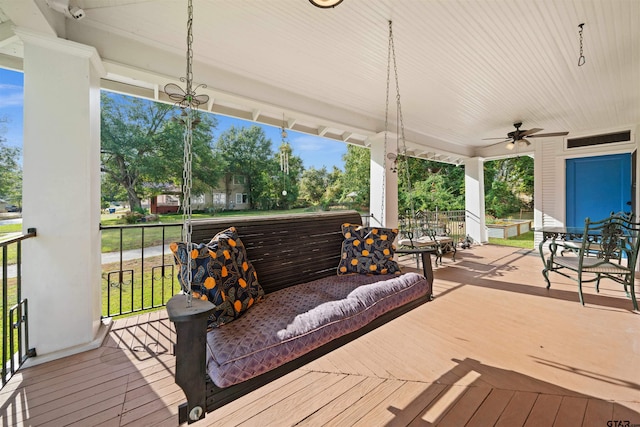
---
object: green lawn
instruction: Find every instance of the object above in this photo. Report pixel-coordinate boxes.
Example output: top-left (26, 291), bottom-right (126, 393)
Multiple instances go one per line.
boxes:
top-left (488, 230), bottom-right (535, 249)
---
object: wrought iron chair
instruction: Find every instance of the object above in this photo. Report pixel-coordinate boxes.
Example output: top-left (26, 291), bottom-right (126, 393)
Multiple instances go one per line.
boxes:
top-left (398, 213), bottom-right (456, 267)
top-left (558, 211), bottom-right (634, 257)
top-left (546, 214), bottom-right (639, 310)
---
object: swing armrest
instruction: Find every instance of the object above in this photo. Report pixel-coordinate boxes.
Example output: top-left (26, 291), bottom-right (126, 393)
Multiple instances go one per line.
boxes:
top-left (167, 295), bottom-right (215, 424)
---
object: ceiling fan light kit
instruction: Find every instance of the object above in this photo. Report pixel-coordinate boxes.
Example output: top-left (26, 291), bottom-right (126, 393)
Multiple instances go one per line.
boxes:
top-left (484, 122), bottom-right (569, 150)
top-left (309, 0), bottom-right (344, 8)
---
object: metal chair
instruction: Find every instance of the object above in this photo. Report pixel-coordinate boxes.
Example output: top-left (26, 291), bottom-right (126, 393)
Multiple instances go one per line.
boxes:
top-left (546, 213), bottom-right (639, 310)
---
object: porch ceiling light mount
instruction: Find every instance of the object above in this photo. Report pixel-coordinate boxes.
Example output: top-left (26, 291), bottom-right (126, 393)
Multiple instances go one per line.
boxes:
top-left (309, 0), bottom-right (344, 8)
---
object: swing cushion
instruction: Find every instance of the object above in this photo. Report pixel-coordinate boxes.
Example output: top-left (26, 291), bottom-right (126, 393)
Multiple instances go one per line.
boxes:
top-left (337, 223), bottom-right (401, 275)
top-left (170, 227), bottom-right (264, 327)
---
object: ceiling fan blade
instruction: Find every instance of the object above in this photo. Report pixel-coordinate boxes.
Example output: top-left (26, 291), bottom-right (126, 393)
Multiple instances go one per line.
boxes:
top-left (482, 137), bottom-right (511, 140)
top-left (520, 128), bottom-right (543, 137)
top-left (484, 139), bottom-right (511, 148)
top-left (527, 131), bottom-right (569, 138)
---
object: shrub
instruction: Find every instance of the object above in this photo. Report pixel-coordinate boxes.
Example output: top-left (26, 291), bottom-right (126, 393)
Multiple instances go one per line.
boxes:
top-left (122, 211), bottom-right (144, 224)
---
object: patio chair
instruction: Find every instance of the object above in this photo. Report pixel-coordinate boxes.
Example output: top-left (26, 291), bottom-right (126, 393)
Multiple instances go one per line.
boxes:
top-left (558, 211), bottom-right (634, 257)
top-left (546, 214), bottom-right (639, 310)
top-left (398, 229), bottom-right (456, 266)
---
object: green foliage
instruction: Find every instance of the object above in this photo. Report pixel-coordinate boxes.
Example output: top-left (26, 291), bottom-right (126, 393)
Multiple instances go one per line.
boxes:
top-left (100, 92), bottom-right (222, 211)
top-left (300, 166), bottom-right (330, 205)
top-left (398, 157), bottom-right (464, 213)
top-left (339, 145), bottom-right (370, 207)
top-left (0, 118), bottom-right (22, 205)
top-left (122, 210), bottom-right (144, 224)
top-left (485, 180), bottom-right (522, 217)
top-left (484, 157), bottom-right (534, 217)
top-left (215, 126), bottom-right (276, 209)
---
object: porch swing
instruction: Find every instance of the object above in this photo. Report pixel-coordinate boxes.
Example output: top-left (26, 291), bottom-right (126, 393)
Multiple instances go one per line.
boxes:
top-left (381, 21), bottom-right (456, 266)
top-left (165, 11), bottom-right (433, 424)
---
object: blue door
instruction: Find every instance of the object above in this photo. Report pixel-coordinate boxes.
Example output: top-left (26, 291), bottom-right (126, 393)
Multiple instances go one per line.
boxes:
top-left (566, 153), bottom-right (632, 227)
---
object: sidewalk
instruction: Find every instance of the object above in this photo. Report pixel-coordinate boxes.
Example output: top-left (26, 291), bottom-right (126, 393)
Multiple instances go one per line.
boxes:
top-left (1, 244), bottom-right (172, 279)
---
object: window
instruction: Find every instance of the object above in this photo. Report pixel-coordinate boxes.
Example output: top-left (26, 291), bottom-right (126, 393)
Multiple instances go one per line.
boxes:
top-left (232, 175), bottom-right (246, 185)
top-left (213, 192), bottom-right (226, 204)
top-left (236, 193), bottom-right (248, 204)
top-left (192, 194), bottom-right (205, 204)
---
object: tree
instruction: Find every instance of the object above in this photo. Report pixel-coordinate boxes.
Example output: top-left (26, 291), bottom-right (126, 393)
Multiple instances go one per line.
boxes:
top-left (0, 117), bottom-right (22, 206)
top-left (214, 126), bottom-right (276, 210)
top-left (300, 166), bottom-right (330, 205)
top-left (398, 156), bottom-right (464, 213)
top-left (339, 145), bottom-right (370, 208)
top-left (100, 92), bottom-right (221, 211)
top-left (484, 157), bottom-right (534, 216)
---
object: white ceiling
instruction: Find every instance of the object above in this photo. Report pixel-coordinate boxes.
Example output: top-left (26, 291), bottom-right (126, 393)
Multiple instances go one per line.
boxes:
top-left (0, 0), bottom-right (639, 164)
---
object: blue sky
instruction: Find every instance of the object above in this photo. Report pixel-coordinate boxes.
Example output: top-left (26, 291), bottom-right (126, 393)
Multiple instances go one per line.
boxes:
top-left (0, 67), bottom-right (347, 170)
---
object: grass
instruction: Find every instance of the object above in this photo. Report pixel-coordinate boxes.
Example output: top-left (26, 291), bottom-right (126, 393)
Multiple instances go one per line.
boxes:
top-left (488, 230), bottom-right (535, 249)
top-left (0, 223), bottom-right (24, 265)
top-left (1, 277), bottom-right (20, 364)
top-left (102, 255), bottom-right (181, 319)
top-left (100, 208), bottom-right (348, 252)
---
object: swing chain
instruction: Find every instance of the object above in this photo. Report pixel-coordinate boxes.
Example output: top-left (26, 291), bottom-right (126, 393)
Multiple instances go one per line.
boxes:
top-left (384, 20), bottom-right (416, 228)
top-left (182, 108), bottom-right (194, 306)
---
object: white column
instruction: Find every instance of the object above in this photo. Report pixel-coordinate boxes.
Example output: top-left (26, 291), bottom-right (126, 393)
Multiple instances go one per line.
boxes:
top-left (18, 28), bottom-right (107, 360)
top-left (464, 157), bottom-right (487, 244)
top-left (369, 133), bottom-right (398, 228)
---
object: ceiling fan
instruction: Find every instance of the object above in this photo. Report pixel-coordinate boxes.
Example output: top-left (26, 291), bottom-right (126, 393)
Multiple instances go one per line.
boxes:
top-left (484, 122), bottom-right (569, 150)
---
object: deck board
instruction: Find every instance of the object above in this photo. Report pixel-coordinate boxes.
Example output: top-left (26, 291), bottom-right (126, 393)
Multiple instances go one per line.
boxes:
top-left (2, 244), bottom-right (639, 426)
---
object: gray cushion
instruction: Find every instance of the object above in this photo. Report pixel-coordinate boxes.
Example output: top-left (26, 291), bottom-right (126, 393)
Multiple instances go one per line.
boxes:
top-left (206, 272), bottom-right (429, 387)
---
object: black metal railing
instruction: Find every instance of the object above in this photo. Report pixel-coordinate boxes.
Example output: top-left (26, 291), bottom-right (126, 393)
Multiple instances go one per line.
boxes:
top-left (99, 223), bottom-right (183, 318)
top-left (1, 228), bottom-right (37, 388)
top-left (399, 209), bottom-right (467, 245)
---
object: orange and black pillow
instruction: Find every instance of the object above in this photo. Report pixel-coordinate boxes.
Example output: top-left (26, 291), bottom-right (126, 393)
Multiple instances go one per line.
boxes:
top-left (337, 223), bottom-right (401, 275)
top-left (170, 227), bottom-right (264, 327)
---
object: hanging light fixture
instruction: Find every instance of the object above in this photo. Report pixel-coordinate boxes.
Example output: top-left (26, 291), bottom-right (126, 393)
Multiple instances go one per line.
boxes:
top-left (309, 0), bottom-right (343, 8)
top-left (164, 0), bottom-right (209, 308)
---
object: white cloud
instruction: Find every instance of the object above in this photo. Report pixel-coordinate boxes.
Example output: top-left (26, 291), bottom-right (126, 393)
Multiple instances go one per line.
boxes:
top-left (0, 85), bottom-right (23, 109)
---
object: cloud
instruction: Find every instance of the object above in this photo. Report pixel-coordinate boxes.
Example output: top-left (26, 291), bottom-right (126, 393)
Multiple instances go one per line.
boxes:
top-left (0, 85), bottom-right (24, 109)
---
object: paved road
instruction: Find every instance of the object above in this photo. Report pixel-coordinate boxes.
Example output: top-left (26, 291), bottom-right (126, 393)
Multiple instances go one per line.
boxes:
top-left (1, 244), bottom-right (172, 279)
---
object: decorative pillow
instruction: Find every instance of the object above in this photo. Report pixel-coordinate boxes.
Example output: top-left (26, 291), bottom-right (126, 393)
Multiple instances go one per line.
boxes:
top-left (170, 227), bottom-right (264, 327)
top-left (206, 227), bottom-right (264, 319)
top-left (170, 240), bottom-right (235, 326)
top-left (337, 223), bottom-right (401, 275)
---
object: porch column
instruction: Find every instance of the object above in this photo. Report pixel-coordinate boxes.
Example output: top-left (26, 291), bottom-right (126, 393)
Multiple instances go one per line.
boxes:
top-left (17, 28), bottom-right (106, 360)
top-left (369, 133), bottom-right (398, 228)
top-left (464, 157), bottom-right (487, 244)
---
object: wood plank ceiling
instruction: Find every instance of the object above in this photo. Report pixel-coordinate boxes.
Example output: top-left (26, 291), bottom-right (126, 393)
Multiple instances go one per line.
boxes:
top-left (0, 0), bottom-right (638, 163)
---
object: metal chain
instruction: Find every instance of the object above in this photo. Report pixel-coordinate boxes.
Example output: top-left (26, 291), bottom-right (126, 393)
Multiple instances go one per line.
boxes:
top-left (387, 21), bottom-right (416, 224)
top-left (578, 23), bottom-right (585, 67)
top-left (182, 0), bottom-right (195, 306)
top-left (182, 108), bottom-right (194, 306)
top-left (380, 21), bottom-right (394, 226)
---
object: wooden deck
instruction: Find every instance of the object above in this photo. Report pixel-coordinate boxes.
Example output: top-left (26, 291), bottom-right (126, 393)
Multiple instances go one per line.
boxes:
top-left (1, 244), bottom-right (639, 426)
